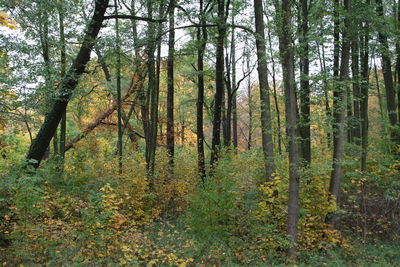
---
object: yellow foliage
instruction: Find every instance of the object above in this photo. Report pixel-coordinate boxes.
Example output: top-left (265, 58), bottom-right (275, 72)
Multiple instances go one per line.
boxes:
top-left (0, 12), bottom-right (17, 30)
top-left (256, 162), bottom-right (346, 251)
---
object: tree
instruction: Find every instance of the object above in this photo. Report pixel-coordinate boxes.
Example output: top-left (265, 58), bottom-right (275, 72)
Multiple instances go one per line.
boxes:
top-left (376, 0), bottom-right (399, 146)
top-left (298, 0), bottom-right (311, 165)
top-left (253, 0), bottom-right (275, 181)
top-left (328, 0), bottom-right (351, 222)
top-left (167, 0), bottom-right (175, 170)
top-left (210, 0), bottom-right (229, 167)
top-left (196, 0), bottom-right (208, 180)
top-left (275, 0), bottom-right (300, 258)
top-left (26, 0), bottom-right (110, 168)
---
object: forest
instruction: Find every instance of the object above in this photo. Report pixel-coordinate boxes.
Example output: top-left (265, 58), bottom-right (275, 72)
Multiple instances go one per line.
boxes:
top-left (0, 0), bottom-right (400, 265)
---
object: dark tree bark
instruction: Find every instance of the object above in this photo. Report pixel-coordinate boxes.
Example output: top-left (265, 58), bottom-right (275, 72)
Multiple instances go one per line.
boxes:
top-left (329, 0), bottom-right (351, 222)
top-left (167, 2), bottom-right (175, 169)
top-left (276, 0), bottom-right (300, 259)
top-left (376, 0), bottom-right (399, 145)
top-left (26, 0), bottom-right (109, 168)
top-left (210, 0), bottom-right (228, 166)
top-left (39, 2), bottom-right (58, 156)
top-left (254, 0), bottom-right (275, 181)
top-left (317, 40), bottom-right (332, 148)
top-left (299, 0), bottom-right (311, 166)
top-left (266, 17), bottom-right (282, 155)
top-left (231, 15), bottom-right (238, 151)
top-left (374, 60), bottom-right (385, 123)
top-left (115, 0), bottom-right (123, 174)
top-left (247, 63), bottom-right (253, 150)
top-left (196, 0), bottom-right (207, 180)
top-left (144, 0), bottom-right (161, 180)
top-left (360, 4), bottom-right (370, 172)
top-left (333, 0), bottom-right (340, 79)
top-left (223, 55), bottom-right (230, 147)
top-left (351, 29), bottom-right (361, 143)
top-left (397, 0), bottom-right (400, 124)
top-left (58, 2), bottom-right (67, 160)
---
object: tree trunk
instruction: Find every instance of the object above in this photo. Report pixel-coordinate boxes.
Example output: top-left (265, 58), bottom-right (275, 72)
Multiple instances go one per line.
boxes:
top-left (276, 0), bottom-right (300, 259)
top-left (254, 0), bottom-right (275, 181)
top-left (231, 15), bottom-right (238, 151)
top-left (333, 0), bottom-right (340, 79)
top-left (360, 6), bottom-right (370, 172)
top-left (329, 0), bottom-right (351, 222)
top-left (266, 17), bottom-right (282, 155)
top-left (397, 0), bottom-right (400, 124)
top-left (299, 0), bottom-right (311, 166)
top-left (58, 2), bottom-right (67, 160)
top-left (210, 0), bottom-right (227, 167)
top-left (317, 40), bottom-right (332, 148)
top-left (376, 0), bottom-right (399, 145)
top-left (115, 0), bottom-right (123, 174)
top-left (374, 60), bottom-right (385, 123)
top-left (247, 65), bottom-right (252, 150)
top-left (351, 31), bottom-right (361, 144)
top-left (224, 52), bottom-right (232, 147)
top-left (145, 0), bottom-right (160, 180)
top-left (26, 0), bottom-right (109, 168)
top-left (196, 0), bottom-right (207, 180)
top-left (167, 2), bottom-right (175, 170)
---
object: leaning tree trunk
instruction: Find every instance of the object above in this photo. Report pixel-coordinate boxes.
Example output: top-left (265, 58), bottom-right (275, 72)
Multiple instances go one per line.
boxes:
top-left (253, 0), bottom-right (275, 181)
top-left (26, 0), bottom-right (109, 168)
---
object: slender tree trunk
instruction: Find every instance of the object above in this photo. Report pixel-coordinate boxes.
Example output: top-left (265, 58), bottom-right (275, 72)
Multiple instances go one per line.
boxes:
top-left (145, 0), bottom-right (161, 180)
top-left (225, 53), bottom-right (232, 147)
top-left (329, 0), bottom-right (351, 223)
top-left (347, 84), bottom-right (353, 143)
top-left (266, 17), bottom-right (282, 154)
top-left (167, 2), bottom-right (175, 170)
top-left (374, 60), bottom-right (385, 123)
top-left (223, 54), bottom-right (230, 147)
top-left (58, 3), bottom-right (67, 160)
top-left (396, 0), bottom-right (400, 124)
top-left (231, 15), bottom-right (238, 151)
top-left (351, 30), bottom-right (361, 144)
top-left (115, 0), bottom-right (123, 174)
top-left (247, 67), bottom-right (252, 150)
top-left (317, 40), bottom-right (332, 148)
top-left (254, 0), bottom-right (275, 181)
top-left (196, 0), bottom-right (207, 180)
top-left (376, 0), bottom-right (399, 145)
top-left (210, 0), bottom-right (227, 166)
top-left (360, 5), bottom-right (370, 172)
top-left (276, 0), bottom-right (300, 259)
top-left (333, 0), bottom-right (340, 79)
top-left (39, 2), bottom-right (58, 156)
top-left (299, 0), bottom-right (311, 166)
top-left (26, 0), bottom-right (109, 168)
